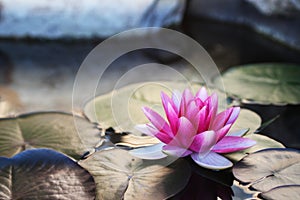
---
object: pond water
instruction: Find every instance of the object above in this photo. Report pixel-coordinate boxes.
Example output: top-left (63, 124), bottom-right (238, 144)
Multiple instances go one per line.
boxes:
top-left (0, 17), bottom-right (299, 199)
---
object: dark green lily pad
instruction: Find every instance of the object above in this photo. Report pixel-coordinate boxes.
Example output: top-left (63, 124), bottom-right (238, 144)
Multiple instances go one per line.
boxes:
top-left (79, 149), bottom-right (191, 200)
top-left (233, 148), bottom-right (300, 193)
top-left (213, 63), bottom-right (300, 105)
top-left (0, 112), bottom-right (100, 159)
top-left (224, 134), bottom-right (285, 162)
top-left (0, 148), bottom-right (96, 199)
top-left (259, 185), bottom-right (300, 200)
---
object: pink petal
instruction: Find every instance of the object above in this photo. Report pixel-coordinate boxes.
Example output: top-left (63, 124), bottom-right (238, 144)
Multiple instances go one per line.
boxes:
top-left (190, 130), bottom-right (217, 154)
top-left (135, 124), bottom-right (155, 136)
top-left (227, 107), bottom-right (240, 124)
top-left (155, 132), bottom-right (174, 144)
top-left (162, 144), bottom-right (192, 157)
top-left (130, 143), bottom-right (167, 159)
top-left (197, 105), bottom-right (209, 133)
top-left (206, 93), bottom-right (218, 126)
top-left (212, 136), bottom-right (256, 153)
top-left (196, 87), bottom-right (208, 101)
top-left (166, 103), bottom-right (179, 134)
top-left (211, 107), bottom-right (240, 131)
top-left (179, 89), bottom-right (194, 117)
top-left (142, 107), bottom-right (171, 134)
top-left (210, 107), bottom-right (234, 131)
top-left (185, 100), bottom-right (199, 126)
top-left (215, 123), bottom-right (232, 142)
top-left (195, 98), bottom-right (205, 108)
top-left (136, 124), bottom-right (173, 144)
top-left (173, 117), bottom-right (196, 148)
top-left (161, 92), bottom-right (177, 116)
top-left (191, 151), bottom-right (233, 170)
top-left (227, 128), bottom-right (249, 137)
top-left (172, 90), bottom-right (181, 113)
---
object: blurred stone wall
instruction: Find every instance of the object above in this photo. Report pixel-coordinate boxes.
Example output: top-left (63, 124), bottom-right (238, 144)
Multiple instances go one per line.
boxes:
top-left (0, 0), bottom-right (186, 39)
top-left (187, 0), bottom-right (300, 51)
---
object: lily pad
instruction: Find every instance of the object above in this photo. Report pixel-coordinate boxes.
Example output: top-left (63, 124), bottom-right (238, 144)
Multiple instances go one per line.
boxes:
top-left (230, 109), bottom-right (261, 134)
top-left (0, 112), bottom-right (100, 159)
top-left (233, 148), bottom-right (300, 193)
top-left (259, 185), bottom-right (300, 200)
top-left (0, 148), bottom-right (96, 199)
top-left (213, 63), bottom-right (300, 105)
top-left (224, 134), bottom-right (285, 162)
top-left (79, 149), bottom-right (191, 200)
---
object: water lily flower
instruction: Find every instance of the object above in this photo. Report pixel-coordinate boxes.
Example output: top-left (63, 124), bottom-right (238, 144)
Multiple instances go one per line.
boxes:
top-left (130, 87), bottom-right (256, 170)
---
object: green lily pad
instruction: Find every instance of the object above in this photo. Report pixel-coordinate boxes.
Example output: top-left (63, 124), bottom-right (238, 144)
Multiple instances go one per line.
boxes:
top-left (0, 148), bottom-right (96, 199)
top-left (213, 63), bottom-right (300, 105)
top-left (79, 149), bottom-right (191, 200)
top-left (233, 148), bottom-right (300, 193)
top-left (224, 134), bottom-right (285, 162)
top-left (0, 112), bottom-right (100, 159)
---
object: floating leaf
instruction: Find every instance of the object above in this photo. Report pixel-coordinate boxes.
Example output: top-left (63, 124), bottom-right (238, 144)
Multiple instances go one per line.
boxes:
top-left (0, 148), bottom-right (96, 199)
top-left (259, 185), bottom-right (300, 200)
top-left (230, 109), bottom-right (261, 134)
top-left (213, 63), bottom-right (300, 105)
top-left (233, 148), bottom-right (300, 193)
top-left (224, 134), bottom-right (285, 162)
top-left (79, 149), bottom-right (191, 200)
top-left (0, 112), bottom-right (100, 159)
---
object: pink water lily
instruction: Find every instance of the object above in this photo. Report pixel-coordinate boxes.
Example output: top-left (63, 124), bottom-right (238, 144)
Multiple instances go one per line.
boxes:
top-left (130, 87), bottom-right (256, 170)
